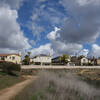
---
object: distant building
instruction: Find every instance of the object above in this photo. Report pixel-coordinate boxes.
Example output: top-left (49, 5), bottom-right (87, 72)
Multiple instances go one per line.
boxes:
top-left (88, 57), bottom-right (97, 65)
top-left (71, 56), bottom-right (88, 66)
top-left (96, 58), bottom-right (100, 65)
top-left (71, 56), bottom-right (79, 66)
top-left (52, 56), bottom-right (62, 65)
top-left (52, 55), bottom-right (70, 65)
top-left (79, 57), bottom-right (88, 66)
top-left (30, 54), bottom-right (51, 65)
top-left (0, 52), bottom-right (21, 64)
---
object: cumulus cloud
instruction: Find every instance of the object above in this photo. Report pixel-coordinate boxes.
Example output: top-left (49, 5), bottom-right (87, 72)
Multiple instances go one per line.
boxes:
top-left (58, 0), bottom-right (100, 44)
top-left (47, 27), bottom-right (60, 40)
top-left (47, 27), bottom-right (83, 56)
top-left (29, 40), bottom-right (36, 46)
top-left (51, 41), bottom-right (83, 56)
top-left (30, 43), bottom-right (53, 57)
top-left (88, 44), bottom-right (100, 57)
top-left (79, 49), bottom-right (89, 57)
top-left (0, 6), bottom-right (31, 53)
top-left (0, 0), bottom-right (24, 9)
top-left (30, 1), bottom-right (66, 39)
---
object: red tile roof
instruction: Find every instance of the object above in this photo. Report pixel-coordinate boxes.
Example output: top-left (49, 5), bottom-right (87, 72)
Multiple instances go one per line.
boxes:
top-left (0, 53), bottom-right (20, 57)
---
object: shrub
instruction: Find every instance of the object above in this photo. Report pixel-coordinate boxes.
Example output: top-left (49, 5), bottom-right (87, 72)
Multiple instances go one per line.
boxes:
top-left (0, 61), bottom-right (21, 75)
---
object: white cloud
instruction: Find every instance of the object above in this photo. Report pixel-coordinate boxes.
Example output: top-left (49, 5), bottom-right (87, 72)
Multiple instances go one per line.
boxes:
top-left (0, 6), bottom-right (31, 53)
top-left (77, 0), bottom-right (100, 6)
top-left (29, 40), bottom-right (36, 46)
top-left (79, 49), bottom-right (89, 57)
top-left (0, 48), bottom-right (17, 54)
top-left (88, 44), bottom-right (100, 57)
top-left (51, 41), bottom-right (83, 56)
top-left (0, 0), bottom-right (24, 9)
top-left (47, 27), bottom-right (60, 40)
top-left (30, 2), bottom-right (66, 39)
top-left (31, 23), bottom-right (44, 40)
top-left (47, 27), bottom-right (83, 56)
top-left (31, 43), bottom-right (53, 57)
top-left (58, 0), bottom-right (100, 44)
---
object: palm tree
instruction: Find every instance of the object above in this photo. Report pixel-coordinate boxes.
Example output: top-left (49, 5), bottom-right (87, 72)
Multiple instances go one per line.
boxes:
top-left (61, 54), bottom-right (69, 65)
top-left (23, 52), bottom-right (31, 65)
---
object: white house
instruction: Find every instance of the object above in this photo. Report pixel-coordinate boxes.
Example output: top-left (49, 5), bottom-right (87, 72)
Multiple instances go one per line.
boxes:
top-left (30, 54), bottom-right (51, 65)
top-left (80, 57), bottom-right (88, 66)
top-left (0, 52), bottom-right (21, 64)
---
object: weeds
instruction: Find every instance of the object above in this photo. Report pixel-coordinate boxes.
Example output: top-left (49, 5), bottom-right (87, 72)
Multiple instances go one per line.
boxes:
top-left (12, 70), bottom-right (100, 100)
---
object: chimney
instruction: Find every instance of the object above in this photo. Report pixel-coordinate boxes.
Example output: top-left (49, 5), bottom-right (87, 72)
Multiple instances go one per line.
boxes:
top-left (18, 51), bottom-right (21, 56)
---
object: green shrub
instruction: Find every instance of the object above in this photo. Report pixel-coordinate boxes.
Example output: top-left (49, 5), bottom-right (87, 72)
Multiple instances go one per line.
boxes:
top-left (0, 61), bottom-right (21, 75)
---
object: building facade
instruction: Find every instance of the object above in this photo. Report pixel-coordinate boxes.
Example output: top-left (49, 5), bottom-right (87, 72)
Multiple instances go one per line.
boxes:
top-left (0, 52), bottom-right (21, 64)
top-left (52, 55), bottom-right (70, 65)
top-left (80, 57), bottom-right (89, 66)
top-left (97, 58), bottom-right (100, 65)
top-left (30, 54), bottom-right (51, 65)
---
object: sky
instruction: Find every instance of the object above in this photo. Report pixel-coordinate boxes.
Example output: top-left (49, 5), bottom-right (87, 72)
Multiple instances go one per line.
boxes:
top-left (0, 0), bottom-right (100, 58)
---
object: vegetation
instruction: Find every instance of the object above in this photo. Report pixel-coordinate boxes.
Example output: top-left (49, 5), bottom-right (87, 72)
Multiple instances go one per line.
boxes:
top-left (0, 61), bottom-right (24, 90)
top-left (0, 71), bottom-right (25, 90)
top-left (0, 61), bottom-right (21, 75)
top-left (78, 69), bottom-right (100, 88)
top-left (12, 70), bottom-right (100, 100)
top-left (23, 52), bottom-right (31, 65)
top-left (61, 54), bottom-right (69, 64)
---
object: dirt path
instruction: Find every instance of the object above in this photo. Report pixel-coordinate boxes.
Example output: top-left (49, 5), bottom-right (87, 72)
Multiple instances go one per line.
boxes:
top-left (0, 76), bottom-right (37, 100)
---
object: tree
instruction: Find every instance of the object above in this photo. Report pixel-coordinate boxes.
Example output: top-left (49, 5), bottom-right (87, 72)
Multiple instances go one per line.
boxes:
top-left (23, 52), bottom-right (31, 65)
top-left (61, 54), bottom-right (69, 65)
top-left (78, 55), bottom-right (85, 59)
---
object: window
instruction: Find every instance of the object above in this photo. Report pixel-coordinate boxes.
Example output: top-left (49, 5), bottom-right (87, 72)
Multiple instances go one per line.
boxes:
top-left (1, 56), bottom-right (5, 60)
top-left (83, 59), bottom-right (86, 62)
top-left (12, 56), bottom-right (15, 60)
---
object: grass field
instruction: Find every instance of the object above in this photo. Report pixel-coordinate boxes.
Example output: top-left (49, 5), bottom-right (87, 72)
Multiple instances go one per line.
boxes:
top-left (11, 69), bottom-right (100, 100)
top-left (0, 71), bottom-right (25, 90)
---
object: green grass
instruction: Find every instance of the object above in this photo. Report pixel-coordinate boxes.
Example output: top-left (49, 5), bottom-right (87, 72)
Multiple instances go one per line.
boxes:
top-left (0, 71), bottom-right (25, 90)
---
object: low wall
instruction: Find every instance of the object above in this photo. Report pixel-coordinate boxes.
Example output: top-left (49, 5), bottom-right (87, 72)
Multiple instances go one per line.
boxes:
top-left (21, 65), bottom-right (100, 69)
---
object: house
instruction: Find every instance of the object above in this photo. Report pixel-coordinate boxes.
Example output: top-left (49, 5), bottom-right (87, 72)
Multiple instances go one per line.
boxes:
top-left (0, 52), bottom-right (21, 64)
top-left (88, 57), bottom-right (97, 65)
top-left (71, 56), bottom-right (88, 66)
top-left (52, 56), bottom-right (62, 65)
top-left (79, 57), bottom-right (89, 66)
top-left (96, 58), bottom-right (100, 65)
top-left (52, 55), bottom-right (70, 65)
top-left (71, 56), bottom-right (79, 66)
top-left (30, 54), bottom-right (51, 65)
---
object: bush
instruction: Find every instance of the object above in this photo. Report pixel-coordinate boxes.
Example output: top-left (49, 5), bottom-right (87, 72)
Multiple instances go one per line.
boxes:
top-left (0, 61), bottom-right (21, 75)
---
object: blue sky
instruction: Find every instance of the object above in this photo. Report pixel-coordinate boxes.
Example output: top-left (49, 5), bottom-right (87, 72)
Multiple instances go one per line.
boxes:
top-left (0, 0), bottom-right (100, 57)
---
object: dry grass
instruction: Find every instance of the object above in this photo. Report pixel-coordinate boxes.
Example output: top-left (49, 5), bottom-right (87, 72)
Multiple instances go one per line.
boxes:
top-left (0, 71), bottom-right (25, 90)
top-left (12, 70), bottom-right (100, 100)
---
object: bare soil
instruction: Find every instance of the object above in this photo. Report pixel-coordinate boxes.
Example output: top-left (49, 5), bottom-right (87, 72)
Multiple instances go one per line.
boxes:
top-left (0, 76), bottom-right (37, 100)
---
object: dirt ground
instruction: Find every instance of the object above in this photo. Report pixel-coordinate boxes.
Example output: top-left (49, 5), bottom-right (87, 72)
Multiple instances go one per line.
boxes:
top-left (0, 76), bottom-right (37, 100)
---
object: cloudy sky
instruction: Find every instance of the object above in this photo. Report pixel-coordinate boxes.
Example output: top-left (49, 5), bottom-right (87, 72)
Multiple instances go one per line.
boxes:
top-left (0, 0), bottom-right (100, 57)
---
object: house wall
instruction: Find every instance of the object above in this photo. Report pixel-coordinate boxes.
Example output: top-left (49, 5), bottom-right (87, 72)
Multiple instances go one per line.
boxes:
top-left (31, 56), bottom-right (51, 64)
top-left (81, 58), bottom-right (88, 65)
top-left (0, 55), bottom-right (21, 64)
top-left (97, 59), bottom-right (100, 65)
